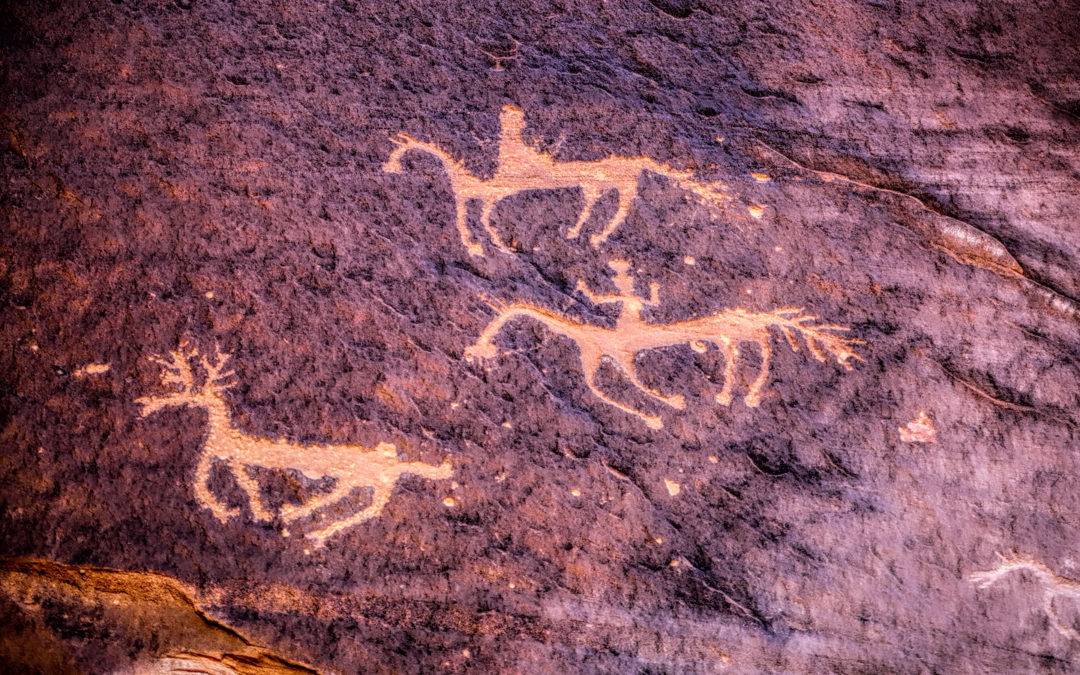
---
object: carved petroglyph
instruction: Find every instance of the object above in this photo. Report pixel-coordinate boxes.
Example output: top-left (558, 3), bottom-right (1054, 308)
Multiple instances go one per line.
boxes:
top-left (383, 105), bottom-right (731, 256)
top-left (970, 551), bottom-right (1080, 640)
top-left (136, 341), bottom-right (452, 547)
top-left (73, 362), bottom-right (110, 378)
top-left (465, 260), bottom-right (862, 429)
top-left (899, 411), bottom-right (936, 443)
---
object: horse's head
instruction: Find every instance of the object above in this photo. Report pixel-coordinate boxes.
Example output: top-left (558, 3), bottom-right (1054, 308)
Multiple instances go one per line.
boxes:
top-left (382, 133), bottom-right (416, 173)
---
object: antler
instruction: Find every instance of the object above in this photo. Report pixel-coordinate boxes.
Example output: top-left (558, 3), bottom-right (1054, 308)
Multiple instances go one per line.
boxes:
top-left (146, 340), bottom-right (198, 393)
top-left (136, 340), bottom-right (201, 417)
top-left (201, 344), bottom-right (237, 392)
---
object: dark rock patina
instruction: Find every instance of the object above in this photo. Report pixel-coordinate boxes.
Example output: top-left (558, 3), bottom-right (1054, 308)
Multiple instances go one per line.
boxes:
top-left (2, 0), bottom-right (1080, 672)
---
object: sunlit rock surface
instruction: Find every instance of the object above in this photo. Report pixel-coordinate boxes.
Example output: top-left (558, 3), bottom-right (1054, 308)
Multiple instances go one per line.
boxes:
top-left (3, 1), bottom-right (1080, 672)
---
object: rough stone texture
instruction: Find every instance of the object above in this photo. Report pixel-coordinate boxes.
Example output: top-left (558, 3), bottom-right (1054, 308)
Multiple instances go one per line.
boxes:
top-left (2, 0), bottom-right (1080, 672)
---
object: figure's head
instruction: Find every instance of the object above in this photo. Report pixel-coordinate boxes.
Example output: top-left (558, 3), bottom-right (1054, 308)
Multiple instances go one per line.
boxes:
top-left (606, 260), bottom-right (636, 294)
top-left (500, 105), bottom-right (525, 134)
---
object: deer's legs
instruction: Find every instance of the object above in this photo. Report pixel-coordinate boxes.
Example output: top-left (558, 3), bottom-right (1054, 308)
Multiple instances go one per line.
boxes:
top-left (228, 459), bottom-right (272, 522)
top-left (280, 476), bottom-right (358, 524)
top-left (617, 353), bottom-right (685, 410)
top-left (744, 338), bottom-right (772, 407)
top-left (456, 197), bottom-right (484, 257)
top-left (479, 198), bottom-right (513, 253)
top-left (715, 338), bottom-right (737, 406)
top-left (306, 485), bottom-right (394, 547)
top-left (567, 184), bottom-right (602, 240)
top-left (581, 349), bottom-right (662, 430)
top-left (193, 452), bottom-right (239, 523)
top-left (590, 186), bottom-right (635, 247)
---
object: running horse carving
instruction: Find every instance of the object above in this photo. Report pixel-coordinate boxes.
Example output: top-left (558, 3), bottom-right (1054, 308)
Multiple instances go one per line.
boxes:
top-left (466, 260), bottom-right (863, 429)
top-left (383, 105), bottom-right (731, 256)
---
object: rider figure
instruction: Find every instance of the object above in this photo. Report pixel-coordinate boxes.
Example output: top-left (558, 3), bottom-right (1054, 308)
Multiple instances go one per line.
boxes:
top-left (497, 105), bottom-right (551, 177)
top-left (575, 259), bottom-right (660, 331)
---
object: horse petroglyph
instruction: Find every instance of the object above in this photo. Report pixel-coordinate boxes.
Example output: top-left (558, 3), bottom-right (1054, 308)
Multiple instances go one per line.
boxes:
top-left (383, 105), bottom-right (731, 256)
top-left (465, 260), bottom-right (863, 429)
top-left (970, 551), bottom-right (1080, 641)
top-left (137, 341), bottom-right (452, 547)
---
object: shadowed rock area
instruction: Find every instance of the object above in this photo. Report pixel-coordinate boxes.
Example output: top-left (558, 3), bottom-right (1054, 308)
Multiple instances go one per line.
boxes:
top-left (2, 0), bottom-right (1079, 672)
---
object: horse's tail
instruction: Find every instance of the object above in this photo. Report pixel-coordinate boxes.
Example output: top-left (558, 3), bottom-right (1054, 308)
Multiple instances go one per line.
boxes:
top-left (766, 307), bottom-right (863, 369)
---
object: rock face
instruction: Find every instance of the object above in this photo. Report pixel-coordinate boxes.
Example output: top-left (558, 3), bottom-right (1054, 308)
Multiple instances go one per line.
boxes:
top-left (2, 0), bottom-right (1079, 672)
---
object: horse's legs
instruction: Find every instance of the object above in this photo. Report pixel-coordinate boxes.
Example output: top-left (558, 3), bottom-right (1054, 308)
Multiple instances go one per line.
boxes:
top-left (456, 197), bottom-right (484, 257)
top-left (227, 458), bottom-right (272, 522)
top-left (307, 484), bottom-right (394, 547)
top-left (280, 474), bottom-right (357, 524)
top-left (580, 347), bottom-right (662, 429)
top-left (194, 452), bottom-right (239, 523)
top-left (479, 198), bottom-right (513, 253)
top-left (617, 352), bottom-right (685, 410)
top-left (715, 338), bottom-right (737, 406)
top-left (590, 185), bottom-right (636, 247)
top-left (567, 184), bottom-right (602, 240)
top-left (744, 337), bottom-right (772, 407)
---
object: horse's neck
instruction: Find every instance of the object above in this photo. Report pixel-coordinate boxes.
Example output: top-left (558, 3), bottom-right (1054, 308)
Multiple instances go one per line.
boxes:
top-left (412, 142), bottom-right (467, 176)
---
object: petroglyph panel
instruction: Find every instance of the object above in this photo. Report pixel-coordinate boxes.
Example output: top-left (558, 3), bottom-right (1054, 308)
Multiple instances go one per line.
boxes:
top-left (466, 259), bottom-right (862, 429)
top-left (8, 1), bottom-right (1080, 671)
top-left (137, 341), bottom-right (452, 547)
top-left (384, 105), bottom-right (731, 256)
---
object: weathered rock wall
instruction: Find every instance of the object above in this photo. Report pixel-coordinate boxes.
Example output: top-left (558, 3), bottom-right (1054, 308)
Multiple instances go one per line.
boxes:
top-left (2, 0), bottom-right (1079, 672)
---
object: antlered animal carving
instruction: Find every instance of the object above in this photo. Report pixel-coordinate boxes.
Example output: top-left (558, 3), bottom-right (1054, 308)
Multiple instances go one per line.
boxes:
top-left (136, 341), bottom-right (452, 547)
top-left (466, 260), bottom-right (863, 429)
top-left (383, 105), bottom-right (730, 256)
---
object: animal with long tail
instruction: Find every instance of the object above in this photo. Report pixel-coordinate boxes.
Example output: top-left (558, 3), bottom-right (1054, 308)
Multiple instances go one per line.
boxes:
top-left (136, 341), bottom-right (452, 547)
top-left (465, 260), bottom-right (863, 429)
top-left (383, 105), bottom-right (731, 256)
top-left (970, 551), bottom-right (1080, 641)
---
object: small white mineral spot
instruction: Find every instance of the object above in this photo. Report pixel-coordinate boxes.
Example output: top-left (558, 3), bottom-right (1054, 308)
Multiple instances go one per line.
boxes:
top-left (899, 411), bottom-right (936, 443)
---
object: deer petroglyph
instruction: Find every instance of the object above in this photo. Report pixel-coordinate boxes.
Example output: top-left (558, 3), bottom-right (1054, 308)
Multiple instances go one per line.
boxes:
top-left (970, 551), bottom-right (1080, 641)
top-left (383, 105), bottom-right (731, 256)
top-left (465, 260), bottom-right (863, 429)
top-left (136, 341), bottom-right (452, 547)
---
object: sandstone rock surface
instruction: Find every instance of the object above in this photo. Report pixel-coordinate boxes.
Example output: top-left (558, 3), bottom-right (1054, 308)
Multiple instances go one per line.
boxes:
top-left (3, 0), bottom-right (1080, 672)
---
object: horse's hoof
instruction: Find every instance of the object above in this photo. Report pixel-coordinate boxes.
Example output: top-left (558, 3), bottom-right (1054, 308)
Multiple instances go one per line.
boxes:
top-left (715, 392), bottom-right (732, 406)
top-left (668, 394), bottom-right (685, 410)
top-left (644, 415), bottom-right (663, 430)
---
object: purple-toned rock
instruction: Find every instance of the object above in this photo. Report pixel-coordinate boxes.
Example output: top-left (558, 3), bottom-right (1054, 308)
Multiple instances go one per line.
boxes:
top-left (2, 0), bottom-right (1079, 672)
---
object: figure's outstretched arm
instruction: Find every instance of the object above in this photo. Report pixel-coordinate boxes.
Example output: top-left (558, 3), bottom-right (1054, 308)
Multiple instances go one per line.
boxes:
top-left (576, 280), bottom-right (622, 306)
